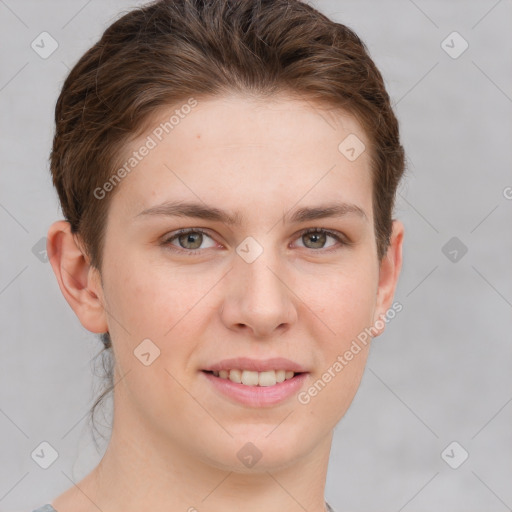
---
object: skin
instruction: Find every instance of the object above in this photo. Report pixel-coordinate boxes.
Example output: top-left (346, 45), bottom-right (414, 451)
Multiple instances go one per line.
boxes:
top-left (47, 93), bottom-right (403, 512)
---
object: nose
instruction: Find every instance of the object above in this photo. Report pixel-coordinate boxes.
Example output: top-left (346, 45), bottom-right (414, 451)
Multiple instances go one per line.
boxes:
top-left (220, 248), bottom-right (298, 338)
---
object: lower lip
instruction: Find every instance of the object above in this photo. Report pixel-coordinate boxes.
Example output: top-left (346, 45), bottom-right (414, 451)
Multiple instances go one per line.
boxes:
top-left (201, 371), bottom-right (308, 407)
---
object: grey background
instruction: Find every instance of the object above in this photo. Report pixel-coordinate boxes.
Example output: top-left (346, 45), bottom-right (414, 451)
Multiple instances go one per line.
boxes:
top-left (1, 1), bottom-right (511, 511)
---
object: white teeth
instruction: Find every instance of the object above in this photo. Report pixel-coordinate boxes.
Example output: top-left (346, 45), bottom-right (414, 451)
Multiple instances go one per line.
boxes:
top-left (258, 370), bottom-right (276, 387)
top-left (228, 369), bottom-right (242, 383)
top-left (241, 370), bottom-right (259, 386)
top-left (211, 369), bottom-right (297, 386)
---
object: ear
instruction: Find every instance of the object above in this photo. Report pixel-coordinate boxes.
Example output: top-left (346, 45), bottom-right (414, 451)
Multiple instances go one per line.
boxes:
top-left (372, 219), bottom-right (404, 337)
top-left (47, 220), bottom-right (108, 334)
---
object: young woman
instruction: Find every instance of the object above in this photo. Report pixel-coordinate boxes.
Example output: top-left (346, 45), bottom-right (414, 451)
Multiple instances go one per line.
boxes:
top-left (35, 0), bottom-right (405, 510)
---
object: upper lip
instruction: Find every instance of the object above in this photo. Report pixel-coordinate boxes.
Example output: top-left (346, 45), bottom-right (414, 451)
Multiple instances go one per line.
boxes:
top-left (203, 357), bottom-right (308, 373)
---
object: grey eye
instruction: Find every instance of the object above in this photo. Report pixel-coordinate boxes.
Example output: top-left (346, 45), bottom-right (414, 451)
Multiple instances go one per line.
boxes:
top-left (295, 229), bottom-right (341, 250)
top-left (165, 229), bottom-right (216, 252)
top-left (177, 232), bottom-right (204, 250)
top-left (302, 231), bottom-right (327, 249)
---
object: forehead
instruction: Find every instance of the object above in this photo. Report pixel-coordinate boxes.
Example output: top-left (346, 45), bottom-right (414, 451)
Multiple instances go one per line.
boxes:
top-left (108, 93), bottom-right (374, 224)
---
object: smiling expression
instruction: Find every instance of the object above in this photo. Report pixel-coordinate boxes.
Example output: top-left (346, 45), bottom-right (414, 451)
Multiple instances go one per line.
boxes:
top-left (91, 92), bottom-right (398, 471)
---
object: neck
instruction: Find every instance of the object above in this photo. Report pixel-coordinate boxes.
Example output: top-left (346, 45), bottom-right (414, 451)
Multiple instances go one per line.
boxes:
top-left (53, 412), bottom-right (333, 512)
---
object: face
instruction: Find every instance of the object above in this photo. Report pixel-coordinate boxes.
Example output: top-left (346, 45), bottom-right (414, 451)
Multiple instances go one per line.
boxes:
top-left (91, 93), bottom-right (401, 471)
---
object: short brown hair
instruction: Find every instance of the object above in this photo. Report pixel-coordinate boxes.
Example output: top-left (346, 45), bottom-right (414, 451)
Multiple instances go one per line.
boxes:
top-left (50, 0), bottom-right (405, 438)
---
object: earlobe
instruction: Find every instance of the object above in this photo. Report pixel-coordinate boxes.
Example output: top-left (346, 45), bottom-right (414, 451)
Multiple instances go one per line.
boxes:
top-left (372, 219), bottom-right (404, 336)
top-left (47, 220), bottom-right (108, 334)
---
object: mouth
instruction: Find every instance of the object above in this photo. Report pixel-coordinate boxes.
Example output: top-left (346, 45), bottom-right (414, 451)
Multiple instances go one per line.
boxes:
top-left (201, 368), bottom-right (308, 407)
top-left (201, 357), bottom-right (309, 406)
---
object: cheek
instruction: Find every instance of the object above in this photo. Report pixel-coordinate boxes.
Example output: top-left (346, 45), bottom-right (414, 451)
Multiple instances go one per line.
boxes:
top-left (296, 258), bottom-right (377, 419)
top-left (306, 258), bottom-right (378, 337)
top-left (101, 251), bottom-right (224, 384)
top-left (102, 253), bottom-right (204, 408)
top-left (104, 250), bottom-right (202, 336)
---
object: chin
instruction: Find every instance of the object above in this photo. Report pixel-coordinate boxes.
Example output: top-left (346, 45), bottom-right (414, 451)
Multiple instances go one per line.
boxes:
top-left (198, 427), bottom-right (320, 473)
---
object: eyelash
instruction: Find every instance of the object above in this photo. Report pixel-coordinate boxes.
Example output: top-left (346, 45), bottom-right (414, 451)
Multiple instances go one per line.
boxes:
top-left (161, 227), bottom-right (349, 256)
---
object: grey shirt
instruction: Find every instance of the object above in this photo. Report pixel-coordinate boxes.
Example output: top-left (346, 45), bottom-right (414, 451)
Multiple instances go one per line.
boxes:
top-left (33, 502), bottom-right (337, 512)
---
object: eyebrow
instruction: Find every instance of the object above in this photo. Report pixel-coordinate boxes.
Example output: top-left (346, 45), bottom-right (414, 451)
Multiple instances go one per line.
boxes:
top-left (136, 200), bottom-right (368, 225)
